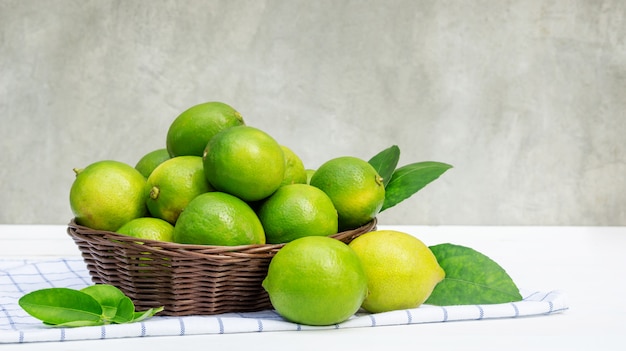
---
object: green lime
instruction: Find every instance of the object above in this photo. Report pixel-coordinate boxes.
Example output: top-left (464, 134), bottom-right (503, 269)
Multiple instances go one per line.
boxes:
top-left (134, 148), bottom-right (171, 178)
top-left (116, 217), bottom-right (175, 242)
top-left (258, 184), bottom-right (338, 244)
top-left (146, 156), bottom-right (212, 224)
top-left (305, 169), bottom-right (315, 184)
top-left (310, 156), bottom-right (385, 231)
top-left (173, 192), bottom-right (265, 246)
top-left (262, 236), bottom-right (368, 326)
top-left (203, 126), bottom-right (285, 202)
top-left (70, 160), bottom-right (148, 231)
top-left (280, 145), bottom-right (307, 186)
top-left (166, 101), bottom-right (244, 157)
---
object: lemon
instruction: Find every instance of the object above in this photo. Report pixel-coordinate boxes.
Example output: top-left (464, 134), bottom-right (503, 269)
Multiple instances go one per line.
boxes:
top-left (262, 236), bottom-right (368, 326)
top-left (134, 148), bottom-right (170, 178)
top-left (173, 192), bottom-right (265, 246)
top-left (166, 101), bottom-right (245, 157)
top-left (280, 145), bottom-right (307, 186)
top-left (146, 156), bottom-right (212, 224)
top-left (203, 126), bottom-right (285, 202)
top-left (70, 160), bottom-right (148, 231)
top-left (348, 230), bottom-right (445, 313)
top-left (258, 184), bottom-right (338, 244)
top-left (310, 156), bottom-right (385, 231)
top-left (116, 217), bottom-right (174, 242)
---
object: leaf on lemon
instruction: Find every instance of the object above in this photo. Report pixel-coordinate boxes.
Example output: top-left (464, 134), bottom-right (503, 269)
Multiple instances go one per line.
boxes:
top-left (368, 145), bottom-right (400, 187)
top-left (381, 161), bottom-right (452, 212)
top-left (425, 243), bottom-right (522, 305)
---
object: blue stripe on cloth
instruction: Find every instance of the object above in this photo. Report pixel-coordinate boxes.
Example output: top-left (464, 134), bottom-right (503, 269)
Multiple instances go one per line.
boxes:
top-left (476, 305), bottom-right (485, 320)
top-left (369, 314), bottom-right (376, 327)
top-left (178, 318), bottom-right (185, 336)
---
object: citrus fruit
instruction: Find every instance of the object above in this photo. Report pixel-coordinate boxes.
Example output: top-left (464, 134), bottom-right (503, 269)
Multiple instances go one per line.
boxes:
top-left (135, 148), bottom-right (170, 178)
top-left (202, 126), bottom-right (285, 202)
top-left (116, 217), bottom-right (175, 242)
top-left (309, 156), bottom-right (385, 231)
top-left (262, 236), bottom-right (368, 326)
top-left (145, 156), bottom-right (212, 224)
top-left (280, 145), bottom-right (307, 186)
top-left (257, 184), bottom-right (338, 244)
top-left (172, 192), bottom-right (265, 246)
top-left (70, 160), bottom-right (148, 231)
top-left (305, 169), bottom-right (315, 184)
top-left (348, 230), bottom-right (445, 313)
top-left (166, 101), bottom-right (245, 157)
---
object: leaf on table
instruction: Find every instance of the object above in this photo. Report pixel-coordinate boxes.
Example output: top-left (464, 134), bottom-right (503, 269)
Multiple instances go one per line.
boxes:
top-left (18, 288), bottom-right (103, 326)
top-left (425, 243), bottom-right (522, 305)
top-left (368, 145), bottom-right (400, 187)
top-left (81, 284), bottom-right (128, 321)
top-left (133, 306), bottom-right (165, 323)
top-left (111, 296), bottom-right (137, 324)
top-left (381, 161), bottom-right (452, 212)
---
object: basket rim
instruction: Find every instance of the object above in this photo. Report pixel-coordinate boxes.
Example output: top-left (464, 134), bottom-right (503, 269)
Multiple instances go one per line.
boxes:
top-left (67, 217), bottom-right (377, 252)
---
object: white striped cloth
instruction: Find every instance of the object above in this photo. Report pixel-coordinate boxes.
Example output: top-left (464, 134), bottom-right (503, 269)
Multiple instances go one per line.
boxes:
top-left (0, 258), bottom-right (568, 344)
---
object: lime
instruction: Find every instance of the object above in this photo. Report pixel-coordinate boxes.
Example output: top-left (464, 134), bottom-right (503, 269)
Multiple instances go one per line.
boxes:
top-left (258, 184), bottom-right (338, 244)
top-left (349, 230), bottom-right (445, 313)
top-left (166, 101), bottom-right (244, 157)
top-left (70, 160), bottom-right (148, 231)
top-left (146, 156), bottom-right (212, 224)
top-left (134, 148), bottom-right (170, 178)
top-left (172, 192), bottom-right (265, 246)
top-left (280, 145), bottom-right (307, 186)
top-left (116, 217), bottom-right (174, 242)
top-left (310, 156), bottom-right (385, 231)
top-left (262, 236), bottom-right (368, 326)
top-left (203, 126), bottom-right (285, 202)
top-left (305, 169), bottom-right (315, 184)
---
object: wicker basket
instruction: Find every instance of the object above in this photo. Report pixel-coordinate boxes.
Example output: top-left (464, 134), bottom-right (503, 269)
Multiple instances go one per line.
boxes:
top-left (67, 218), bottom-right (377, 316)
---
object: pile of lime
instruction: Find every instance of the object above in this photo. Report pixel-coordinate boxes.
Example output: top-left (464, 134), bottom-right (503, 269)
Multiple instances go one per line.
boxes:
top-left (69, 101), bottom-right (449, 326)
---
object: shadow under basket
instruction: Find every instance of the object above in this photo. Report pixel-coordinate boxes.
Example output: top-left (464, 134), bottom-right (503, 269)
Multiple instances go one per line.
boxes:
top-left (67, 218), bottom-right (377, 316)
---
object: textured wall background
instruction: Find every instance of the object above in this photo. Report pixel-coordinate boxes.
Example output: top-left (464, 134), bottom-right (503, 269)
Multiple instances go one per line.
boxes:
top-left (1, 0), bottom-right (624, 225)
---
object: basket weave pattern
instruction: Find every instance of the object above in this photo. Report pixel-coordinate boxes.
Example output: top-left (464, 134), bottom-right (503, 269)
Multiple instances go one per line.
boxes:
top-left (67, 218), bottom-right (377, 316)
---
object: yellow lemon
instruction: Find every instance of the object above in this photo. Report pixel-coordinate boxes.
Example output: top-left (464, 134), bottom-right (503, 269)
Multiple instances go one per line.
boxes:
top-left (349, 230), bottom-right (445, 313)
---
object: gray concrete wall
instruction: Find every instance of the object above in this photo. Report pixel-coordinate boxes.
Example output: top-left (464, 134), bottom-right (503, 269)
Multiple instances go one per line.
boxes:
top-left (1, 0), bottom-right (624, 225)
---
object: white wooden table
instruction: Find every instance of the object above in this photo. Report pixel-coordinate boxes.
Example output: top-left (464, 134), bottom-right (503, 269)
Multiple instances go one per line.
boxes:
top-left (1, 224), bottom-right (624, 351)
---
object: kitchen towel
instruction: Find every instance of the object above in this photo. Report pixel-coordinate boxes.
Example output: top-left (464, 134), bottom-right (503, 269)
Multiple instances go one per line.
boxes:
top-left (0, 258), bottom-right (568, 344)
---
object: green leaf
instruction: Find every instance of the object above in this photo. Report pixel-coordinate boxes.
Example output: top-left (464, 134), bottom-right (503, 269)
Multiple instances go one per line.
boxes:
top-left (368, 145), bottom-right (400, 187)
top-left (425, 243), bottom-right (522, 305)
top-left (381, 161), bottom-right (452, 212)
top-left (81, 284), bottom-right (128, 321)
top-left (111, 296), bottom-right (136, 324)
top-left (132, 306), bottom-right (165, 322)
top-left (19, 288), bottom-right (103, 325)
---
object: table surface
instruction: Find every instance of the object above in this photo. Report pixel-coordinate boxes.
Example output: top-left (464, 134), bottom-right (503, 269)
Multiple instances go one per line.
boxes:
top-left (1, 224), bottom-right (624, 351)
